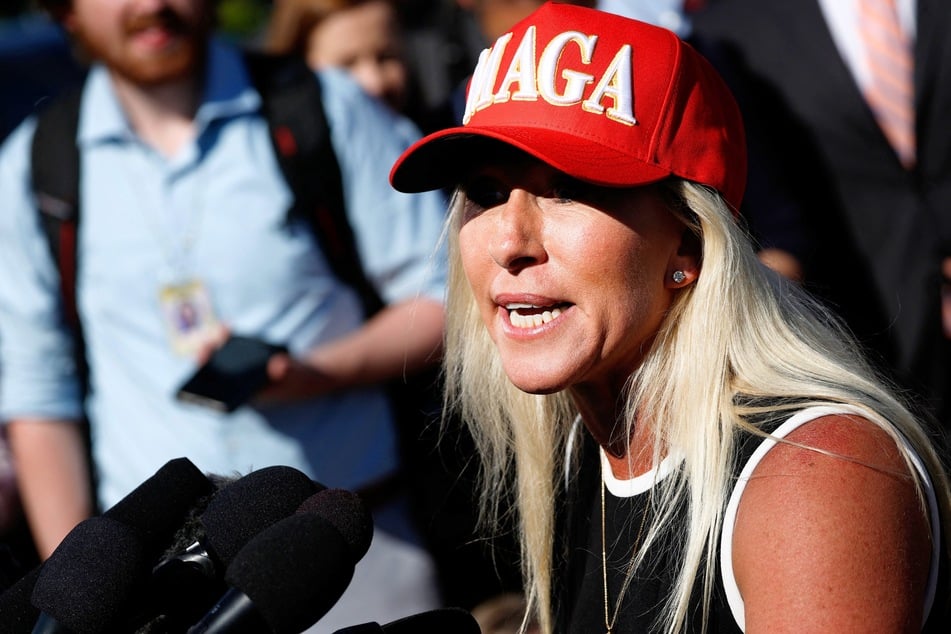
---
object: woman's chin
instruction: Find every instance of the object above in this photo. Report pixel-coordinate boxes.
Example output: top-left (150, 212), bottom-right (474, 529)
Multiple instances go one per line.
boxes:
top-left (508, 380), bottom-right (565, 396)
top-left (503, 364), bottom-right (578, 395)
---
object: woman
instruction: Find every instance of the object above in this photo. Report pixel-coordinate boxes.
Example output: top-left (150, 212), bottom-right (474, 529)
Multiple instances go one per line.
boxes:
top-left (389, 3), bottom-right (951, 633)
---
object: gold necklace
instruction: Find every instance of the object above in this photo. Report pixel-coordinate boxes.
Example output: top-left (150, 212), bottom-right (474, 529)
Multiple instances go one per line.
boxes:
top-left (601, 464), bottom-right (651, 634)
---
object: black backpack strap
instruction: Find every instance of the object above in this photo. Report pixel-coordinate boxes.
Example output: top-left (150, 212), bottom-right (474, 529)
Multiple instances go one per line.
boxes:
top-left (243, 51), bottom-right (386, 317)
top-left (31, 85), bottom-right (90, 392)
top-left (31, 86), bottom-right (83, 330)
top-left (30, 83), bottom-right (97, 508)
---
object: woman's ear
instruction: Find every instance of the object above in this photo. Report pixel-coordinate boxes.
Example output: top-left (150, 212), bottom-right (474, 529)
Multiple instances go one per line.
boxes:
top-left (666, 228), bottom-right (701, 288)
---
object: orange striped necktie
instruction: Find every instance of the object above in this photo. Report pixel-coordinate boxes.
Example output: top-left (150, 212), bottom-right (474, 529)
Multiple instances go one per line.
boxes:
top-left (858, 0), bottom-right (916, 169)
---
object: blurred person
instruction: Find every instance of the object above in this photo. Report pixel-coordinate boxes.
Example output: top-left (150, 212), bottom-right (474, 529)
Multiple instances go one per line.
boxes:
top-left (0, 0), bottom-right (448, 629)
top-left (264, 0), bottom-right (454, 134)
top-left (265, 0), bottom-right (407, 111)
top-left (692, 0), bottom-right (951, 432)
top-left (389, 3), bottom-right (951, 632)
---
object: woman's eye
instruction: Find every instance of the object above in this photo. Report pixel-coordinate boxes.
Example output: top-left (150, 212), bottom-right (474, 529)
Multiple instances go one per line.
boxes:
top-left (549, 177), bottom-right (586, 203)
top-left (464, 178), bottom-right (509, 210)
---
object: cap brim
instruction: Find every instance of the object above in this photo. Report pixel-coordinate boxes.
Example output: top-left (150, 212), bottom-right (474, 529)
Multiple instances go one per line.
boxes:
top-left (389, 125), bottom-right (672, 194)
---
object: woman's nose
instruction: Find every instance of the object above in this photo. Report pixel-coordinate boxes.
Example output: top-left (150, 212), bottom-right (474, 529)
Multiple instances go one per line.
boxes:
top-left (487, 189), bottom-right (547, 272)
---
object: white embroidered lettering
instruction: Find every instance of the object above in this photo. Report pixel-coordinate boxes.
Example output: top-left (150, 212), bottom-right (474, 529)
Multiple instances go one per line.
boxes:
top-left (494, 25), bottom-right (539, 103)
top-left (538, 31), bottom-right (596, 105)
top-left (583, 44), bottom-right (635, 125)
top-left (465, 32), bottom-right (513, 124)
top-left (463, 28), bottom-right (636, 129)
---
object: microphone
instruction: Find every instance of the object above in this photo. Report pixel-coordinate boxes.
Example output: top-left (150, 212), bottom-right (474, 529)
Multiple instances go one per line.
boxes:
top-left (30, 517), bottom-right (148, 634)
top-left (188, 489), bottom-right (373, 634)
top-left (24, 459), bottom-right (216, 634)
top-left (149, 466), bottom-right (323, 628)
top-left (294, 488), bottom-right (373, 562)
top-left (102, 457), bottom-right (217, 558)
top-left (96, 457), bottom-right (218, 632)
top-left (331, 608), bottom-right (483, 633)
top-left (199, 466), bottom-right (324, 567)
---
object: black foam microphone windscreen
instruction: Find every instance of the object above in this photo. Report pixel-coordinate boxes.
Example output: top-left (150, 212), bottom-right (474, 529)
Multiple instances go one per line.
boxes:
top-left (30, 517), bottom-right (149, 634)
top-left (191, 505), bottom-right (373, 634)
top-left (147, 466), bottom-right (323, 630)
top-left (199, 465), bottom-right (323, 567)
top-left (295, 488), bottom-right (373, 561)
top-left (103, 457), bottom-right (216, 556)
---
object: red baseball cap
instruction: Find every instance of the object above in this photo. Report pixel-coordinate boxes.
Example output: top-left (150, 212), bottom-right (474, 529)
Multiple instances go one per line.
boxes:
top-left (389, 2), bottom-right (747, 211)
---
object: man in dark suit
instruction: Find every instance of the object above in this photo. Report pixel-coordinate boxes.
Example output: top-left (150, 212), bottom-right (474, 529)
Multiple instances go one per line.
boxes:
top-left (692, 0), bottom-right (951, 434)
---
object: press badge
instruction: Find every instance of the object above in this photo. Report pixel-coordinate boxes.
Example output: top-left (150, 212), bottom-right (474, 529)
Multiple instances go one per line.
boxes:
top-left (159, 279), bottom-right (219, 356)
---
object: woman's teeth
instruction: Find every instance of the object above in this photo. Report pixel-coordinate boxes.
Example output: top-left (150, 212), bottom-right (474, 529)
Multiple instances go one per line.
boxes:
top-left (506, 304), bottom-right (564, 329)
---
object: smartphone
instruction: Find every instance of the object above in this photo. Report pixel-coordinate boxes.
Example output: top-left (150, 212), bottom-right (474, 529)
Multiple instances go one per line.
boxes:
top-left (175, 335), bottom-right (287, 413)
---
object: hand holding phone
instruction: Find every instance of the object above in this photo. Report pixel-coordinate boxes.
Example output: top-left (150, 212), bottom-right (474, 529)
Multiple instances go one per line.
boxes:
top-left (175, 335), bottom-right (287, 413)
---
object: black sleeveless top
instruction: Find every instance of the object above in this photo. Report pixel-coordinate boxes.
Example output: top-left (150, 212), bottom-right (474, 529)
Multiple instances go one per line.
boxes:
top-left (556, 439), bottom-right (738, 633)
top-left (554, 411), bottom-right (950, 633)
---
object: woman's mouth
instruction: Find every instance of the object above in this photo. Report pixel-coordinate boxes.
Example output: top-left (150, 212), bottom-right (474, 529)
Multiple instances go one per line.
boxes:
top-left (505, 303), bottom-right (568, 329)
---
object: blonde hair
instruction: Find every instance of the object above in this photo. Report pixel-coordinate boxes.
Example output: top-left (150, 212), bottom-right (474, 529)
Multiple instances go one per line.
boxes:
top-left (443, 179), bottom-right (951, 633)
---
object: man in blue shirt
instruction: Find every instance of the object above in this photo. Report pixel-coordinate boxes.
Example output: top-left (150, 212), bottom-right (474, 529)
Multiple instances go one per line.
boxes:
top-left (0, 0), bottom-right (448, 628)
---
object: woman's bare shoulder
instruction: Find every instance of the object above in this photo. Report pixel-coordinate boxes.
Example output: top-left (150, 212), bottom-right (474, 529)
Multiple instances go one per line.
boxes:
top-left (732, 413), bottom-right (932, 633)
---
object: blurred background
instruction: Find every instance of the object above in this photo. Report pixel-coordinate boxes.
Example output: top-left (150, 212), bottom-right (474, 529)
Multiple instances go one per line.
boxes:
top-left (0, 0), bottom-right (481, 143)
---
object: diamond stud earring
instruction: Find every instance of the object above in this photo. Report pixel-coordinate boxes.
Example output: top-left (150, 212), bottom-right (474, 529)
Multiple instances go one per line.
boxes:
top-left (672, 270), bottom-right (687, 284)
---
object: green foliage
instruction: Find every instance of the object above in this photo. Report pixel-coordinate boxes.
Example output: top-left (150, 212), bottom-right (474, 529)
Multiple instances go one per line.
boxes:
top-left (217, 0), bottom-right (271, 41)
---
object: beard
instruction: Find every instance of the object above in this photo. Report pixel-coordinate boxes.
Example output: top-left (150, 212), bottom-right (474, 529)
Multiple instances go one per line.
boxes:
top-left (72, 3), bottom-right (215, 86)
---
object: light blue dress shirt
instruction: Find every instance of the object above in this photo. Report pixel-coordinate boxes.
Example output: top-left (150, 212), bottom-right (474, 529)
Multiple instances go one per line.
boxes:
top-left (0, 40), bottom-right (448, 510)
